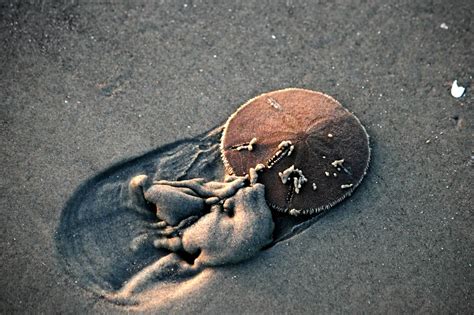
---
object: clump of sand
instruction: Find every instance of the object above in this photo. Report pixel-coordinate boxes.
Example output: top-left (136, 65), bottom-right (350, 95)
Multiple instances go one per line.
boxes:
top-left (109, 170), bottom-right (273, 304)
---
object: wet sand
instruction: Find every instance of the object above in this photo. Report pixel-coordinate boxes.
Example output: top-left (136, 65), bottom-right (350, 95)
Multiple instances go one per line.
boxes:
top-left (1, 1), bottom-right (472, 313)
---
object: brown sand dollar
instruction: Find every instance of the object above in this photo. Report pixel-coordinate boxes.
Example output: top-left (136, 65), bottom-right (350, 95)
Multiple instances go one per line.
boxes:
top-left (221, 88), bottom-right (370, 215)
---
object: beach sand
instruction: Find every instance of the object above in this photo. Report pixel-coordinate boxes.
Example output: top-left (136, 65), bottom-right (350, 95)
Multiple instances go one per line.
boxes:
top-left (1, 0), bottom-right (472, 313)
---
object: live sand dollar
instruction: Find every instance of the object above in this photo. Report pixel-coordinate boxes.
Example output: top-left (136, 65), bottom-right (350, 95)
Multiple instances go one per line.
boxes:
top-left (221, 88), bottom-right (370, 215)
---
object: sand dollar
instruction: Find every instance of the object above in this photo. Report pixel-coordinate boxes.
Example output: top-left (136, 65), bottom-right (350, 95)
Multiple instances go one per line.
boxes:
top-left (221, 88), bottom-right (370, 215)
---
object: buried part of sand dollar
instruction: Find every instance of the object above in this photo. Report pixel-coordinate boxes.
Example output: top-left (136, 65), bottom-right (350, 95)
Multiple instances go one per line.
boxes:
top-left (56, 88), bottom-right (369, 309)
top-left (221, 88), bottom-right (370, 215)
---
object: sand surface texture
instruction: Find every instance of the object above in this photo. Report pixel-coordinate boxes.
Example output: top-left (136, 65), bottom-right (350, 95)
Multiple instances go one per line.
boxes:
top-left (1, 1), bottom-right (472, 313)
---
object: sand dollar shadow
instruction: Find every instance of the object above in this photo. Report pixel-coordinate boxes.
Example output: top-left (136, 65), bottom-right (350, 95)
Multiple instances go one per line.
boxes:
top-left (55, 126), bottom-right (319, 308)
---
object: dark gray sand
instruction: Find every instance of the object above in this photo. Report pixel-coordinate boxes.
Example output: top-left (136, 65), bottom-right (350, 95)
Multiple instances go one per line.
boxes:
top-left (1, 0), bottom-right (473, 313)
